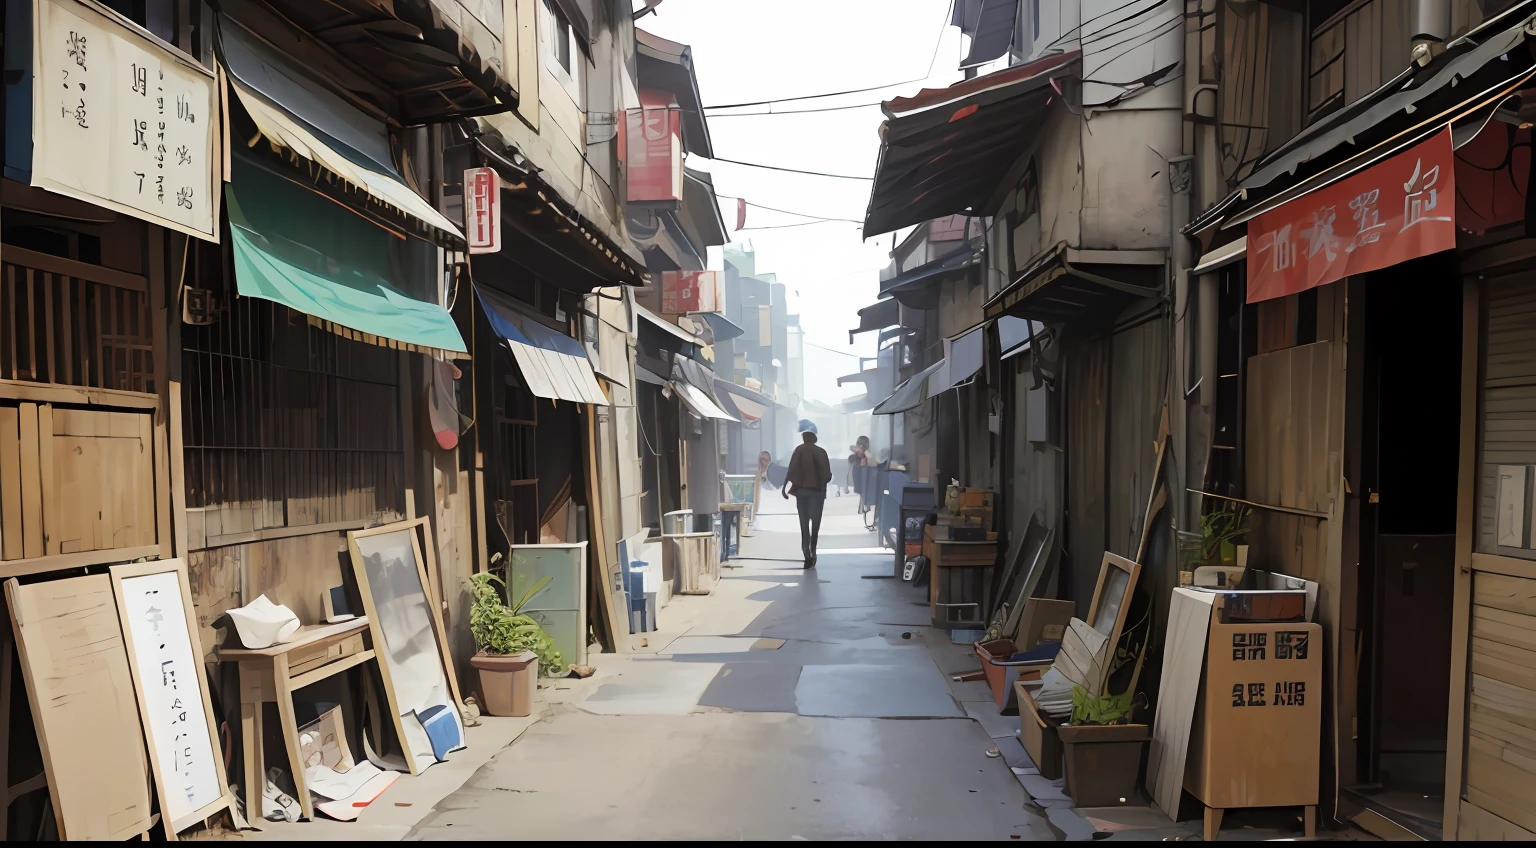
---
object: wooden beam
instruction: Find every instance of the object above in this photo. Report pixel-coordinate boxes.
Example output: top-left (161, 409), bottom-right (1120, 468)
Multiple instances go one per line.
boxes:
top-left (0, 244), bottom-right (146, 292)
top-left (1445, 277), bottom-right (1485, 838)
top-left (0, 545), bottom-right (161, 579)
top-left (0, 380), bottom-right (158, 409)
top-left (583, 406), bottom-right (626, 653)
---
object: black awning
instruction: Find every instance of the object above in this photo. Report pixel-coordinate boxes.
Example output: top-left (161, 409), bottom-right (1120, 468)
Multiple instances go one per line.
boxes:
top-left (701, 312), bottom-right (745, 343)
top-left (863, 51), bottom-right (1080, 238)
top-left (849, 298), bottom-right (901, 343)
top-left (636, 29), bottom-right (713, 158)
top-left (250, 0), bottom-right (513, 122)
top-left (960, 0), bottom-right (1019, 68)
top-left (984, 245), bottom-right (1161, 325)
top-left (1192, 3), bottom-right (1536, 233)
top-left (880, 247), bottom-right (981, 309)
top-left (681, 168), bottom-right (730, 249)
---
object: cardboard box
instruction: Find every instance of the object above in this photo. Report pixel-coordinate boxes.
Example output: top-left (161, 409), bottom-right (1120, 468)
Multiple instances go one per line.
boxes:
top-left (1016, 681), bottom-right (1063, 779)
top-left (945, 486), bottom-right (996, 513)
top-left (1014, 598), bottom-right (1076, 650)
top-left (1184, 619), bottom-right (1322, 809)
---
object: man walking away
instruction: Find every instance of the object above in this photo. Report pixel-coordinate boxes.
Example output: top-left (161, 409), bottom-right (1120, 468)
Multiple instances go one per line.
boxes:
top-left (782, 429), bottom-right (832, 568)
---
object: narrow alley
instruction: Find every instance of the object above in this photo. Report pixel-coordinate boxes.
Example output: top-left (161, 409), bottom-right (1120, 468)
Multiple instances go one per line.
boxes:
top-left (7, 0), bottom-right (1536, 843)
top-left (408, 494), bottom-right (1050, 841)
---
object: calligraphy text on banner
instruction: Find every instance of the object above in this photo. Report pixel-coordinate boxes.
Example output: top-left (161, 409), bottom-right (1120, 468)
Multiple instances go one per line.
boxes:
top-left (32, 0), bottom-right (218, 240)
top-left (1246, 128), bottom-right (1456, 304)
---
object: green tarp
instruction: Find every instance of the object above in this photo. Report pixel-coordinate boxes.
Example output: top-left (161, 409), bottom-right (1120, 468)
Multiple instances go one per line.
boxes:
top-left (225, 157), bottom-right (467, 354)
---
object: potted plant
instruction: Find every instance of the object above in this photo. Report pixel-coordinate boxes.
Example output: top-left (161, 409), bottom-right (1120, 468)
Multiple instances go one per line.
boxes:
top-left (1057, 624), bottom-right (1150, 806)
top-left (1180, 502), bottom-right (1251, 586)
top-left (468, 570), bottom-right (564, 717)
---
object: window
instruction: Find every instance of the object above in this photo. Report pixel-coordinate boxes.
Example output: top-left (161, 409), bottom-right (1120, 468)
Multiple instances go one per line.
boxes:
top-left (546, 0), bottom-right (573, 73)
top-left (181, 285), bottom-right (407, 543)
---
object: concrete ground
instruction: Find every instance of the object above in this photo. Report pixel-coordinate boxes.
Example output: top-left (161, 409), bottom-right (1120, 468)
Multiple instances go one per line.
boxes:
top-left (405, 492), bottom-right (1054, 841)
top-left (224, 491), bottom-right (1330, 841)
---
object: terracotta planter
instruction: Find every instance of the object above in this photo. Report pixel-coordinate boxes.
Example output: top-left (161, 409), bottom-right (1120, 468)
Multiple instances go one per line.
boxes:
top-left (471, 651), bottom-right (537, 717)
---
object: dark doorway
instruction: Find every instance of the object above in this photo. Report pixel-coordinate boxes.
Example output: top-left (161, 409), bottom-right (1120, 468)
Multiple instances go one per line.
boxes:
top-left (1352, 253), bottom-right (1461, 833)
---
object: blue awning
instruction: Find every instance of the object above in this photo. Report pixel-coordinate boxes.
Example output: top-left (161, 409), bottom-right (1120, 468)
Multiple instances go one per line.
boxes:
top-left (478, 288), bottom-right (608, 405)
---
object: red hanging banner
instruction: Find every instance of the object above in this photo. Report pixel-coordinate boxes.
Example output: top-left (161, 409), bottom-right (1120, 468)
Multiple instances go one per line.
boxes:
top-left (1246, 128), bottom-right (1457, 304)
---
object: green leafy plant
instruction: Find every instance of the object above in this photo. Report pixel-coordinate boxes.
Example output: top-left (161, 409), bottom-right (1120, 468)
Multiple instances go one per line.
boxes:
top-left (469, 572), bottom-right (565, 676)
top-left (1198, 502), bottom-right (1250, 565)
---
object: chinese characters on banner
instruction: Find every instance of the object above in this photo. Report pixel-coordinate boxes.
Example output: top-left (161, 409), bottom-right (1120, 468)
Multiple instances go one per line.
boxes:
top-left (33, 0), bottom-right (217, 240)
top-left (118, 570), bottom-right (222, 823)
top-left (1246, 128), bottom-right (1456, 304)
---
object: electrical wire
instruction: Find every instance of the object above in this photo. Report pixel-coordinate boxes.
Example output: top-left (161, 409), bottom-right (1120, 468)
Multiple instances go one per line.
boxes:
top-left (701, 0), bottom-right (955, 112)
top-left (738, 220), bottom-right (862, 230)
top-left (717, 196), bottom-right (864, 223)
top-left (705, 156), bottom-right (873, 180)
top-left (705, 101), bottom-right (887, 118)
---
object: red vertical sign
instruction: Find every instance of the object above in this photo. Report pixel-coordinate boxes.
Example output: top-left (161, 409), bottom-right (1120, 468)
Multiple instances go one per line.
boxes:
top-left (1246, 129), bottom-right (1457, 304)
top-left (464, 166), bottom-right (500, 254)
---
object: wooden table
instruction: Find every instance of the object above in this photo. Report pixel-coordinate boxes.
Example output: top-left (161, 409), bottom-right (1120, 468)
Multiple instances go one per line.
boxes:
top-left (215, 618), bottom-right (374, 822)
top-left (923, 525), bottom-right (997, 629)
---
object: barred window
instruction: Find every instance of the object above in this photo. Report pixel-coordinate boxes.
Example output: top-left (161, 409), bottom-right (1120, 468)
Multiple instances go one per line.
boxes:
top-left (181, 295), bottom-right (405, 545)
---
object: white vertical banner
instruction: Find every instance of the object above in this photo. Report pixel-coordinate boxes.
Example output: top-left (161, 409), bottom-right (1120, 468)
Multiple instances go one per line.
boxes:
top-left (32, 0), bottom-right (218, 239)
top-left (464, 166), bottom-right (500, 253)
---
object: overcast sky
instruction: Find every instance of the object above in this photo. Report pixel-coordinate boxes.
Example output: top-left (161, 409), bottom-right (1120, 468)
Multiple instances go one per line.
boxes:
top-left (636, 0), bottom-right (963, 405)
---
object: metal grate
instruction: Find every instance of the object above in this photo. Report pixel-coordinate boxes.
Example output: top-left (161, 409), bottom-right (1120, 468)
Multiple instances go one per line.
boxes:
top-left (180, 294), bottom-right (405, 535)
top-left (0, 247), bottom-right (154, 393)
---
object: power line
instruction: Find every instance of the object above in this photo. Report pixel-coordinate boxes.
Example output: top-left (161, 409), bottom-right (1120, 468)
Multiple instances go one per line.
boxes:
top-left (705, 101), bottom-right (887, 118)
top-left (718, 196), bottom-right (863, 223)
top-left (702, 0), bottom-right (955, 112)
top-left (705, 156), bottom-right (873, 180)
top-left (803, 339), bottom-right (865, 357)
top-left (738, 220), bottom-right (861, 231)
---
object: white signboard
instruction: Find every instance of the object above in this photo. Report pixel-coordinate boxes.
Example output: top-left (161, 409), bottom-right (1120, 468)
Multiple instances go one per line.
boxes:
top-left (32, 0), bottom-right (218, 240)
top-left (116, 568), bottom-right (223, 823)
top-left (464, 166), bottom-right (500, 253)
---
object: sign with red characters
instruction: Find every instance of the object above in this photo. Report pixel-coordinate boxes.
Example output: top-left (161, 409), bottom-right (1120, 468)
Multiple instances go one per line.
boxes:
top-left (1246, 129), bottom-right (1457, 304)
top-left (463, 166), bottom-right (500, 254)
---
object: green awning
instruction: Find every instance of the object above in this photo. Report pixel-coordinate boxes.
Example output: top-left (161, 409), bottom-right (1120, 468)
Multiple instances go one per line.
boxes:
top-left (225, 157), bottom-right (467, 356)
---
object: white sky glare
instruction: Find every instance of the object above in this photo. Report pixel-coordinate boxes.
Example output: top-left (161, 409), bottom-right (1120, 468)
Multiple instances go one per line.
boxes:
top-left (635, 0), bottom-right (962, 405)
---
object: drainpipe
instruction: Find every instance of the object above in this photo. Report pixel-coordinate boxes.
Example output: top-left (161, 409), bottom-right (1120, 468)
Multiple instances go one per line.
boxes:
top-left (1414, 0), bottom-right (1451, 55)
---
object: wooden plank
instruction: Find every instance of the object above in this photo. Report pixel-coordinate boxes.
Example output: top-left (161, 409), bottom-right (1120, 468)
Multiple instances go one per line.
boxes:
top-left (169, 380), bottom-right (188, 557)
top-left (1474, 552), bottom-right (1536, 581)
top-left (5, 575), bottom-right (155, 840)
top-left (1466, 745), bottom-right (1536, 816)
top-left (1460, 798), bottom-right (1536, 840)
top-left (1469, 785), bottom-right (1536, 836)
top-left (37, 404), bottom-right (55, 555)
top-left (43, 272), bottom-right (54, 382)
top-left (17, 403), bottom-right (42, 558)
top-left (0, 545), bottom-right (161, 579)
top-left (0, 380), bottom-right (158, 409)
top-left (1478, 572), bottom-right (1536, 616)
top-left (2, 245), bottom-right (145, 292)
top-left (0, 406), bottom-right (21, 560)
top-left (411, 516), bottom-right (467, 711)
top-left (1474, 605), bottom-right (1536, 652)
top-left (583, 405), bottom-right (625, 652)
top-left (1147, 588), bottom-right (1217, 819)
top-left (148, 234), bottom-right (170, 557)
top-left (1472, 645), bottom-right (1536, 692)
top-left (1450, 280), bottom-right (1490, 837)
